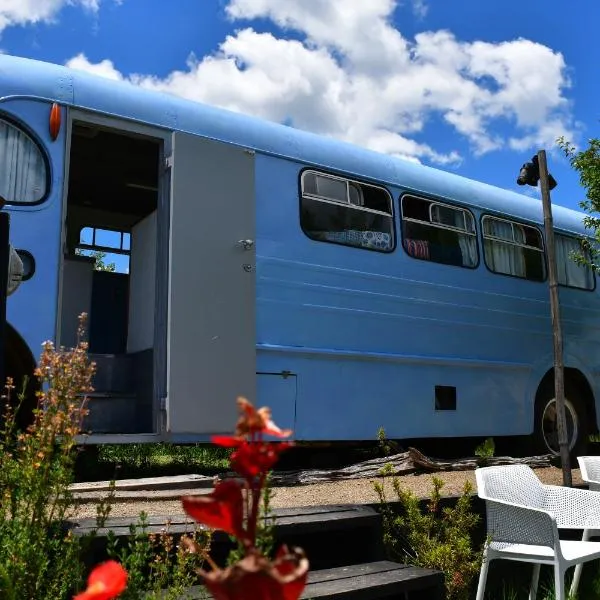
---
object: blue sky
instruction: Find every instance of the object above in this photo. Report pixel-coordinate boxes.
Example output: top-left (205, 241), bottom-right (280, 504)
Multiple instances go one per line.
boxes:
top-left (1, 0), bottom-right (598, 217)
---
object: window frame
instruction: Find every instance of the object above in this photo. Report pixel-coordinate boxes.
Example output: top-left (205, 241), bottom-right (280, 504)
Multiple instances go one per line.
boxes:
top-left (78, 226), bottom-right (131, 256)
top-left (299, 168), bottom-right (396, 253)
top-left (481, 214), bottom-right (547, 282)
top-left (554, 231), bottom-right (596, 292)
top-left (0, 113), bottom-right (51, 207)
top-left (400, 193), bottom-right (480, 269)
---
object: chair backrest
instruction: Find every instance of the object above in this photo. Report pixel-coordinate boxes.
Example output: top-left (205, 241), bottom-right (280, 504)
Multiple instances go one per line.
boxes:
top-left (476, 465), bottom-right (558, 549)
top-left (578, 456), bottom-right (600, 489)
top-left (475, 464), bottom-right (546, 508)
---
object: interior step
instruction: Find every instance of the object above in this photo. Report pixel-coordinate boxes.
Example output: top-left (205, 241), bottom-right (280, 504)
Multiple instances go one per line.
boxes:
top-left (81, 391), bottom-right (149, 435)
top-left (87, 353), bottom-right (135, 393)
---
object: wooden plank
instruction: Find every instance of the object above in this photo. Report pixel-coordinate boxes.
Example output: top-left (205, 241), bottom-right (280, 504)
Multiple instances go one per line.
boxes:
top-left (69, 474), bottom-right (215, 493)
top-left (301, 561), bottom-right (444, 600)
top-left (160, 561), bottom-right (444, 600)
top-left (69, 504), bottom-right (378, 538)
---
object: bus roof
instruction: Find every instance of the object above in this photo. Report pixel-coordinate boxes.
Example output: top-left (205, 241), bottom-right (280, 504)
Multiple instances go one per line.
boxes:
top-left (0, 53), bottom-right (587, 235)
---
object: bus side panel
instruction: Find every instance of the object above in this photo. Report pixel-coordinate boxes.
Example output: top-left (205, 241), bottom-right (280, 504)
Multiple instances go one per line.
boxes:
top-left (166, 133), bottom-right (256, 434)
top-left (0, 99), bottom-right (67, 363)
top-left (254, 154), bottom-right (558, 441)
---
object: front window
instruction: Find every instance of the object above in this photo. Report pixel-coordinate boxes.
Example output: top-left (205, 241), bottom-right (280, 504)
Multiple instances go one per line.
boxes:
top-left (0, 118), bottom-right (47, 204)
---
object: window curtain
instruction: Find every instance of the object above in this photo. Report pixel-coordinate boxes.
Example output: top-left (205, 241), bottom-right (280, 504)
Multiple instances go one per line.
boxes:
top-left (484, 219), bottom-right (526, 277)
top-left (556, 235), bottom-right (594, 289)
top-left (453, 211), bottom-right (478, 267)
top-left (0, 121), bottom-right (46, 204)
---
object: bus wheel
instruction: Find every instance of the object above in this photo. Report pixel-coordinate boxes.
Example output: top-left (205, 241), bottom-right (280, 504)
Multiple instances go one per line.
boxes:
top-left (533, 380), bottom-right (588, 459)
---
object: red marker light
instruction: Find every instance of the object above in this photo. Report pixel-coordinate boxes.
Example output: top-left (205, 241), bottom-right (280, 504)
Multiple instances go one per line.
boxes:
top-left (49, 103), bottom-right (61, 141)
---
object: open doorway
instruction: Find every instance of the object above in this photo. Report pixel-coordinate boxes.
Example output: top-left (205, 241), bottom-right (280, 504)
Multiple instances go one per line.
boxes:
top-left (60, 121), bottom-right (161, 434)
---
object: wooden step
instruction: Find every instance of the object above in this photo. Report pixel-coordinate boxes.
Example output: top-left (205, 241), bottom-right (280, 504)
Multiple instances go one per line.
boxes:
top-left (70, 504), bottom-right (379, 540)
top-left (69, 504), bottom-right (384, 571)
top-left (301, 561), bottom-right (444, 600)
top-left (168, 561), bottom-right (444, 600)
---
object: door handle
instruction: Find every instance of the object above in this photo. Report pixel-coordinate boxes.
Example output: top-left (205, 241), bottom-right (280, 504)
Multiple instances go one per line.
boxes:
top-left (237, 239), bottom-right (254, 251)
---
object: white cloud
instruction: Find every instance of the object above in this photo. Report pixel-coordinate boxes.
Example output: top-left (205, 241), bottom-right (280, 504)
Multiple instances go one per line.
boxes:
top-left (0, 0), bottom-right (99, 32)
top-left (411, 0), bottom-right (428, 19)
top-left (64, 0), bottom-right (576, 165)
top-left (67, 52), bottom-right (122, 80)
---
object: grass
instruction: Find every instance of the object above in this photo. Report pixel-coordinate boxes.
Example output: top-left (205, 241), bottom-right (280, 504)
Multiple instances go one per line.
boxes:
top-left (74, 443), bottom-right (232, 482)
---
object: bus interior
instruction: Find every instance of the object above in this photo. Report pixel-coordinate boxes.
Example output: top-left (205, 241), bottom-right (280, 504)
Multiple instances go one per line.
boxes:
top-left (59, 121), bottom-right (161, 433)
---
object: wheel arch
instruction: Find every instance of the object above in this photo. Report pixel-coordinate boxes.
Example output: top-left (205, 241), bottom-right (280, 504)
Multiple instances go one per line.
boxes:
top-left (535, 366), bottom-right (597, 434)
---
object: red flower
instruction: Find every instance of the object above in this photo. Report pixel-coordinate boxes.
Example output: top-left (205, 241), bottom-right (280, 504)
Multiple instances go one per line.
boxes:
top-left (199, 546), bottom-right (309, 600)
top-left (73, 560), bottom-right (127, 600)
top-left (230, 441), bottom-right (293, 480)
top-left (182, 479), bottom-right (246, 541)
top-left (212, 435), bottom-right (244, 448)
top-left (222, 397), bottom-right (294, 441)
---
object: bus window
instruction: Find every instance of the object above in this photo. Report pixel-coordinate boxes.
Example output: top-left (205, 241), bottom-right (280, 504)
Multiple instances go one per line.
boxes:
top-left (300, 170), bottom-right (394, 252)
top-left (482, 215), bottom-right (546, 282)
top-left (401, 195), bottom-right (478, 268)
top-left (0, 118), bottom-right (47, 204)
top-left (555, 234), bottom-right (595, 291)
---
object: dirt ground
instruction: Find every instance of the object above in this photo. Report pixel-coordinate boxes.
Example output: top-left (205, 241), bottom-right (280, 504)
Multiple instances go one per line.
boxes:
top-left (69, 465), bottom-right (583, 520)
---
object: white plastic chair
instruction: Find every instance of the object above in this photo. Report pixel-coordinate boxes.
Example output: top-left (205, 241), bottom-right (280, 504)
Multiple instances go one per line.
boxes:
top-left (475, 464), bottom-right (600, 600)
top-left (570, 456), bottom-right (600, 592)
top-left (578, 456), bottom-right (600, 493)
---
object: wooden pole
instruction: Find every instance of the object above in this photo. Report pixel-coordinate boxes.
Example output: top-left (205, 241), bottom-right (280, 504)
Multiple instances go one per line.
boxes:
top-left (537, 149), bottom-right (572, 487)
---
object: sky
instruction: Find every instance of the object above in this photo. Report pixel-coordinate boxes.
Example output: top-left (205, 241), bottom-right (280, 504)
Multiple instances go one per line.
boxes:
top-left (0, 0), bottom-right (598, 218)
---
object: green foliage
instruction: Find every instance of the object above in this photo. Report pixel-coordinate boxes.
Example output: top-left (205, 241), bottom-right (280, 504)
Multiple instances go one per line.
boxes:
top-left (75, 248), bottom-right (117, 272)
top-left (227, 471), bottom-right (277, 566)
top-left (557, 136), bottom-right (600, 272)
top-left (474, 438), bottom-right (495, 463)
top-left (375, 475), bottom-right (482, 600)
top-left (105, 512), bottom-right (211, 599)
top-left (94, 442), bottom-right (231, 476)
top-left (0, 316), bottom-right (96, 599)
top-left (376, 425), bottom-right (400, 456)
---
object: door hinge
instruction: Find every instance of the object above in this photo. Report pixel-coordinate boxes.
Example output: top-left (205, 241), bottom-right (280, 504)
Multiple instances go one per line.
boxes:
top-left (164, 155), bottom-right (173, 170)
top-left (160, 396), bottom-right (167, 411)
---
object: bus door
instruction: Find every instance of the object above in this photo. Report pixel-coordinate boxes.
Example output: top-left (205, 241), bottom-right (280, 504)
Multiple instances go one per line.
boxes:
top-left (166, 132), bottom-right (256, 435)
top-left (0, 98), bottom-right (67, 359)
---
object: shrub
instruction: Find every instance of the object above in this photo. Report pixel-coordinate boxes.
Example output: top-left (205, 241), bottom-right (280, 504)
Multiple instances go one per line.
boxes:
top-left (0, 315), bottom-right (95, 599)
top-left (375, 475), bottom-right (482, 600)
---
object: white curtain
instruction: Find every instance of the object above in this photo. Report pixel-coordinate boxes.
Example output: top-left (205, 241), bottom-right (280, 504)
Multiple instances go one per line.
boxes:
top-left (0, 120), bottom-right (46, 204)
top-left (556, 234), bottom-right (594, 289)
top-left (484, 219), bottom-right (526, 277)
top-left (453, 210), bottom-right (478, 267)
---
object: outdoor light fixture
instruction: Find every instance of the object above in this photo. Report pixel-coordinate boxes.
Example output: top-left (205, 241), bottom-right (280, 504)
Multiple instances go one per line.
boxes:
top-left (516, 155), bottom-right (558, 190)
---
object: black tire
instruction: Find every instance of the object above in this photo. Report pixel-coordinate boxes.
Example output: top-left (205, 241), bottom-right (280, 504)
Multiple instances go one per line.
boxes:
top-left (533, 379), bottom-right (588, 459)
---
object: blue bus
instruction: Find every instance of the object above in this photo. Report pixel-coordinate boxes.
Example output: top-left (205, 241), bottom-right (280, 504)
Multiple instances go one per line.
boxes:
top-left (1, 54), bottom-right (598, 456)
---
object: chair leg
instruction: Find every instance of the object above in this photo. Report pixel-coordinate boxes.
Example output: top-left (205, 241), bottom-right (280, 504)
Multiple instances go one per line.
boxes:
top-left (529, 563), bottom-right (540, 600)
top-left (554, 564), bottom-right (566, 600)
top-left (475, 552), bottom-right (490, 600)
top-left (570, 528), bottom-right (592, 597)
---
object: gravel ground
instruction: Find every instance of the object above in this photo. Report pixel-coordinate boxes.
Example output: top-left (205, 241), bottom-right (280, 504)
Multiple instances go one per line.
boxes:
top-left (69, 466), bottom-right (583, 521)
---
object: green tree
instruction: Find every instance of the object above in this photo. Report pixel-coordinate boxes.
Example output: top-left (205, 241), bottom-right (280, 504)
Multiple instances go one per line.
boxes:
top-left (75, 248), bottom-right (117, 272)
top-left (557, 135), bottom-right (600, 271)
